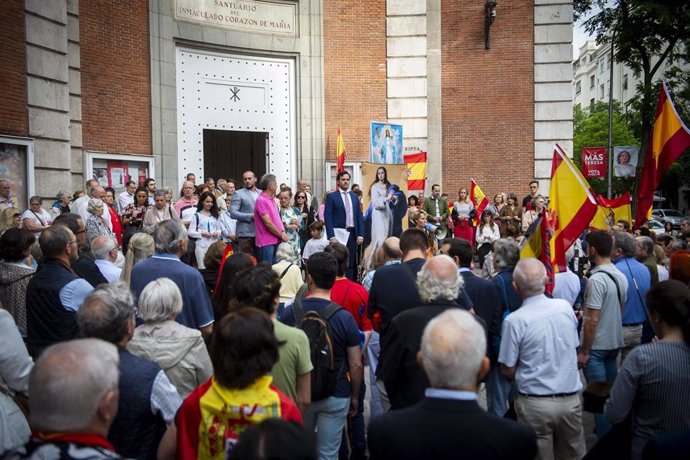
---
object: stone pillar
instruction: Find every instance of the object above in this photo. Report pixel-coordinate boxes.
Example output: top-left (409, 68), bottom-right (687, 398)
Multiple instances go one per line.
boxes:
top-left (533, 0), bottom-right (574, 191)
top-left (24, 0), bottom-right (77, 201)
top-left (386, 0), bottom-right (433, 190)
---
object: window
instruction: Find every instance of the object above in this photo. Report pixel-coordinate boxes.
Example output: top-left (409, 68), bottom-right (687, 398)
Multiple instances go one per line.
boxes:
top-left (623, 74), bottom-right (629, 91)
top-left (590, 98), bottom-right (595, 110)
top-left (599, 59), bottom-right (605, 73)
top-left (85, 152), bottom-right (155, 194)
top-left (590, 75), bottom-right (595, 89)
top-left (0, 137), bottom-right (34, 211)
top-left (600, 84), bottom-right (605, 99)
top-left (575, 80), bottom-right (582, 94)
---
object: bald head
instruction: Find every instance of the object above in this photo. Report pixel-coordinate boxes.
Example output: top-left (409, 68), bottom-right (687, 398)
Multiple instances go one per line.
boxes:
top-left (29, 339), bottom-right (119, 433)
top-left (382, 237), bottom-right (402, 260)
top-left (513, 258), bottom-right (547, 298)
top-left (91, 235), bottom-right (117, 261)
top-left (417, 255), bottom-right (463, 303)
top-left (419, 309), bottom-right (487, 391)
top-left (90, 186), bottom-right (106, 199)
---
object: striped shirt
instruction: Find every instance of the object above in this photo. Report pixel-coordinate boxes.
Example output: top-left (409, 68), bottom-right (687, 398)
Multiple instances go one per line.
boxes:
top-left (604, 341), bottom-right (690, 460)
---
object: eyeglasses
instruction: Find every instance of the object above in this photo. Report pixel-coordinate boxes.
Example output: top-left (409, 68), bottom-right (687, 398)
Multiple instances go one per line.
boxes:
top-left (67, 239), bottom-right (77, 246)
top-left (12, 213), bottom-right (20, 217)
top-left (74, 229), bottom-right (86, 234)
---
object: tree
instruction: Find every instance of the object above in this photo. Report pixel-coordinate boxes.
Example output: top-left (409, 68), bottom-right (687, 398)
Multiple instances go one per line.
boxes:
top-left (573, 102), bottom-right (639, 196)
top-left (575, 1), bottom-right (690, 212)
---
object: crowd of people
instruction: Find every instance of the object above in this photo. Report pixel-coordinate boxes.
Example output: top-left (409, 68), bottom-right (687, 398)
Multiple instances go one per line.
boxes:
top-left (0, 173), bottom-right (690, 460)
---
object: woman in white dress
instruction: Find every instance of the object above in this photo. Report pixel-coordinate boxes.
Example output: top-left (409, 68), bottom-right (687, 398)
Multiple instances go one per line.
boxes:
top-left (188, 191), bottom-right (220, 269)
top-left (21, 196), bottom-right (52, 238)
top-left (368, 166), bottom-right (392, 250)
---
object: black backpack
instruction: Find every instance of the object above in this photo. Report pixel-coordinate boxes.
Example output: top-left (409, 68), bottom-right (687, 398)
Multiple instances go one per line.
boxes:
top-left (292, 289), bottom-right (342, 401)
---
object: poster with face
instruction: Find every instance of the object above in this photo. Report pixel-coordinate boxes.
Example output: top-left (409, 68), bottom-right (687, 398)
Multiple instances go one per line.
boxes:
top-left (0, 143), bottom-right (28, 210)
top-left (613, 146), bottom-right (638, 178)
top-left (361, 163), bottom-right (408, 255)
top-left (370, 122), bottom-right (403, 164)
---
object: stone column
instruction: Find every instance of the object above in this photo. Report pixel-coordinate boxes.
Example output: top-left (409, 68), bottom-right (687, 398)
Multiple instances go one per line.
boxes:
top-left (25, 0), bottom-right (79, 200)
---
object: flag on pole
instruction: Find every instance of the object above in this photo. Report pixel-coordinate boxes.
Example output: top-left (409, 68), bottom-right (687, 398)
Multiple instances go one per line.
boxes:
top-left (591, 193), bottom-right (632, 231)
top-left (549, 144), bottom-right (599, 273)
top-left (470, 179), bottom-right (490, 226)
top-left (404, 152), bottom-right (427, 191)
top-left (519, 209), bottom-right (555, 294)
top-left (336, 128), bottom-right (346, 173)
top-left (635, 80), bottom-right (690, 225)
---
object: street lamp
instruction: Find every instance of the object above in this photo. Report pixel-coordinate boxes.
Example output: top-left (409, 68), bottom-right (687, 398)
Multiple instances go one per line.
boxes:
top-left (485, 0), bottom-right (497, 50)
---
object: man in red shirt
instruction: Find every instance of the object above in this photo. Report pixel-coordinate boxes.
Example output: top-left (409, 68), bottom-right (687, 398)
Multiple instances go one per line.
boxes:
top-left (323, 242), bottom-right (371, 460)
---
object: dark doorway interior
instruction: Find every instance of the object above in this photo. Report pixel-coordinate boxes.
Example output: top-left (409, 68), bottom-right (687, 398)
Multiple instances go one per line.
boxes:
top-left (203, 130), bottom-right (267, 183)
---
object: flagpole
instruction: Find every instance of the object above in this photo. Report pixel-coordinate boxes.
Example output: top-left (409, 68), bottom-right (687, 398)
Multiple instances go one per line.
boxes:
top-left (607, 35), bottom-right (615, 199)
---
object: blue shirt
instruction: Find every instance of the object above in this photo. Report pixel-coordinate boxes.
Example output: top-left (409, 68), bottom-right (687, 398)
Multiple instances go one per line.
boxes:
top-left (60, 278), bottom-right (95, 312)
top-left (282, 297), bottom-right (361, 398)
top-left (614, 257), bottom-right (651, 325)
top-left (130, 254), bottom-right (214, 329)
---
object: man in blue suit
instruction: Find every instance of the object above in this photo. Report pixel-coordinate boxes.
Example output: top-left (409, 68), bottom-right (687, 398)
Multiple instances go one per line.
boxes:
top-left (325, 170), bottom-right (364, 280)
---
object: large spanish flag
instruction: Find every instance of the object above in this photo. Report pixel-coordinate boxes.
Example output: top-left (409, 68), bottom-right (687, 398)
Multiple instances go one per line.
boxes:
top-left (404, 151), bottom-right (427, 191)
top-left (635, 81), bottom-right (690, 225)
top-left (591, 193), bottom-right (632, 231)
top-left (470, 179), bottom-right (490, 226)
top-left (549, 144), bottom-right (599, 272)
top-left (336, 128), bottom-right (346, 173)
top-left (519, 209), bottom-right (554, 294)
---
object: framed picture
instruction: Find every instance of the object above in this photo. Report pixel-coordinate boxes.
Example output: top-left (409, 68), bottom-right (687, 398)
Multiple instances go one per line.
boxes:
top-left (0, 136), bottom-right (35, 211)
top-left (370, 122), bottom-right (403, 164)
top-left (84, 152), bottom-right (155, 194)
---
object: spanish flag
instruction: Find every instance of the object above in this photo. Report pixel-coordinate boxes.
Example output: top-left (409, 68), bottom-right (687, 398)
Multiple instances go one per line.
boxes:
top-left (549, 144), bottom-right (599, 272)
top-left (635, 81), bottom-right (690, 225)
top-left (591, 193), bottom-right (632, 231)
top-left (336, 128), bottom-right (346, 173)
top-left (470, 179), bottom-right (489, 226)
top-left (404, 151), bottom-right (427, 191)
top-left (519, 209), bottom-right (554, 294)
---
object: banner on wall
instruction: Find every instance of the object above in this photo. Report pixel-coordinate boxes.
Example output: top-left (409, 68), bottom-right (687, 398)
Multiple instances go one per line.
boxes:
top-left (581, 147), bottom-right (607, 178)
top-left (370, 122), bottom-right (403, 164)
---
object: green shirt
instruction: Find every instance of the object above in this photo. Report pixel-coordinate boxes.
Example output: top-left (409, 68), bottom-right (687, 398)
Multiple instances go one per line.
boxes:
top-left (270, 320), bottom-right (313, 403)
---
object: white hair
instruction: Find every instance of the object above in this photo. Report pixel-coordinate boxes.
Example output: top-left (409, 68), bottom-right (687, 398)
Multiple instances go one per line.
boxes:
top-left (421, 309), bottom-right (486, 390)
top-left (417, 255), bottom-right (463, 302)
top-left (154, 219), bottom-right (187, 254)
top-left (29, 339), bottom-right (119, 431)
top-left (87, 198), bottom-right (104, 214)
top-left (138, 278), bottom-right (183, 322)
top-left (276, 242), bottom-right (297, 263)
top-left (513, 258), bottom-right (547, 297)
top-left (91, 236), bottom-right (117, 260)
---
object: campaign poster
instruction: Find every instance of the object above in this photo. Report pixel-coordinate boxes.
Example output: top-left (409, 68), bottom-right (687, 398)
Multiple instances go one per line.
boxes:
top-left (370, 122), bottom-right (403, 164)
top-left (360, 163), bottom-right (409, 255)
top-left (0, 143), bottom-right (27, 210)
top-left (581, 147), bottom-right (607, 178)
top-left (613, 146), bottom-right (638, 178)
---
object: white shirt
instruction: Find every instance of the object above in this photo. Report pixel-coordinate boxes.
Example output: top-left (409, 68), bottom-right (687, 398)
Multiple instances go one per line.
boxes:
top-left (498, 294), bottom-right (582, 395)
top-left (218, 211), bottom-right (237, 242)
top-left (94, 259), bottom-right (123, 283)
top-left (475, 224), bottom-right (500, 246)
top-left (21, 208), bottom-right (52, 238)
top-left (553, 269), bottom-right (581, 307)
top-left (118, 191), bottom-right (135, 212)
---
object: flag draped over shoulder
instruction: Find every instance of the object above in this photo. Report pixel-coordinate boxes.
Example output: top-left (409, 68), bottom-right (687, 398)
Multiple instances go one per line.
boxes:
top-left (591, 193), bottom-right (632, 230)
top-left (336, 129), bottom-right (346, 173)
top-left (470, 179), bottom-right (489, 226)
top-left (404, 152), bottom-right (427, 191)
top-left (549, 144), bottom-right (599, 273)
top-left (519, 209), bottom-right (554, 294)
top-left (635, 81), bottom-right (690, 225)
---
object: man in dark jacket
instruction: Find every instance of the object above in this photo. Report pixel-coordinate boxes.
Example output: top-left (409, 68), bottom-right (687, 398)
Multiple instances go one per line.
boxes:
top-left (78, 282), bottom-right (181, 460)
top-left (368, 308), bottom-right (537, 460)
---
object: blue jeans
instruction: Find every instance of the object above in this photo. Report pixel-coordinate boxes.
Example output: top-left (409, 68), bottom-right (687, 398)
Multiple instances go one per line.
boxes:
top-left (584, 348), bottom-right (619, 438)
top-left (303, 396), bottom-right (350, 460)
top-left (487, 361), bottom-right (512, 417)
top-left (257, 243), bottom-right (277, 264)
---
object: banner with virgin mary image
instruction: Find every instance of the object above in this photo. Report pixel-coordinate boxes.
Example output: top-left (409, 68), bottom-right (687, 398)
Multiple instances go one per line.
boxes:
top-left (360, 163), bottom-right (409, 254)
top-left (370, 122), bottom-right (403, 164)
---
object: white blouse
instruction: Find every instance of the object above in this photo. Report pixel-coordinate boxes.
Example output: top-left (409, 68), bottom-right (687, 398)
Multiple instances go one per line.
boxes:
top-left (475, 223), bottom-right (501, 246)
